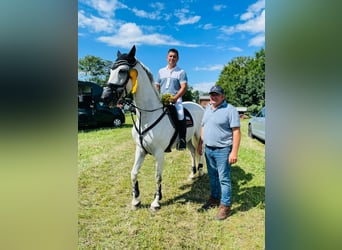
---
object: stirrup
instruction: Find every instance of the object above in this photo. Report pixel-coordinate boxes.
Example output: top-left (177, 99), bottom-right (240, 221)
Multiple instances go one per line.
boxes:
top-left (177, 139), bottom-right (186, 150)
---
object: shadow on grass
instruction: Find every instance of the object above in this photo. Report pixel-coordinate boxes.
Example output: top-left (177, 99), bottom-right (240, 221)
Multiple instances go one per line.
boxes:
top-left (231, 166), bottom-right (265, 213)
top-left (161, 165), bottom-right (265, 213)
top-left (161, 174), bottom-right (211, 207)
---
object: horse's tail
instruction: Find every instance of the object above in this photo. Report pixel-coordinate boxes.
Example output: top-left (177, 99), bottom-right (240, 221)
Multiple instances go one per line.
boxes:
top-left (182, 101), bottom-right (204, 152)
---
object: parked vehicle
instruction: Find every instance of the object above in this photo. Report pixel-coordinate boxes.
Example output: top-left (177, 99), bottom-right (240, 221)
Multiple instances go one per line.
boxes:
top-left (78, 81), bottom-right (125, 128)
top-left (248, 107), bottom-right (265, 141)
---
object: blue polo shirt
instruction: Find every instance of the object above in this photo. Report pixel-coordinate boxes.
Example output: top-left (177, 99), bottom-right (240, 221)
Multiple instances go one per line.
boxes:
top-left (201, 101), bottom-right (240, 148)
top-left (156, 66), bottom-right (187, 95)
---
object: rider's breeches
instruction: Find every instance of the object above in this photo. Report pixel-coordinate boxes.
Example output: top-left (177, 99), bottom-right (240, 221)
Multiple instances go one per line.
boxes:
top-left (175, 98), bottom-right (184, 120)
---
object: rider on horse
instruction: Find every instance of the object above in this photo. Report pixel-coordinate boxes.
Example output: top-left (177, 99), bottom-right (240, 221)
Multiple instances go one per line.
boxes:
top-left (155, 48), bottom-right (187, 150)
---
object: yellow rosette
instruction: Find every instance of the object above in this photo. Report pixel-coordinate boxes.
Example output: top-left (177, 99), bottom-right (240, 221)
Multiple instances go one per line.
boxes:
top-left (129, 69), bottom-right (138, 94)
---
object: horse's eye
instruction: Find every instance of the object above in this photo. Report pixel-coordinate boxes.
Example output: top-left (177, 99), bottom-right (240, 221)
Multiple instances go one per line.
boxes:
top-left (119, 69), bottom-right (128, 76)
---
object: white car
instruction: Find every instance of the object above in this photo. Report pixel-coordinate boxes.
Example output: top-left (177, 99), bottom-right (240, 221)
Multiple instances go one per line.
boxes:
top-left (248, 107), bottom-right (265, 141)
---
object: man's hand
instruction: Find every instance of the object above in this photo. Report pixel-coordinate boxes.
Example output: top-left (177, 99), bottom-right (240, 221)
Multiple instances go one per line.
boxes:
top-left (228, 153), bottom-right (238, 164)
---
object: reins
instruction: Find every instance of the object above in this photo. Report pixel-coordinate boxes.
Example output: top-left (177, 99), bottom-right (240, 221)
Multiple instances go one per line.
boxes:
top-left (129, 102), bottom-right (164, 113)
top-left (128, 102), bottom-right (168, 154)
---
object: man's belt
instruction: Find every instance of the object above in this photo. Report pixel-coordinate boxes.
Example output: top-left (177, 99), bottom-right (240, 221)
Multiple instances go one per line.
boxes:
top-left (205, 145), bottom-right (226, 150)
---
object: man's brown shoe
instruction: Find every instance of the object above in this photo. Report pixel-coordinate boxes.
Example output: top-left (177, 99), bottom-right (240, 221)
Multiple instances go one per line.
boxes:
top-left (214, 204), bottom-right (231, 220)
top-left (198, 196), bottom-right (220, 211)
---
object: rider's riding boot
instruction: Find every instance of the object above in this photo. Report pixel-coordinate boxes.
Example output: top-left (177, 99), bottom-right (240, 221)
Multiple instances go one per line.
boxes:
top-left (177, 118), bottom-right (187, 151)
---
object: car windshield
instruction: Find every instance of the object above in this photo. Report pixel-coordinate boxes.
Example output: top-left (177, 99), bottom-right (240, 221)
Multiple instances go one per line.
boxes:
top-left (257, 108), bottom-right (265, 118)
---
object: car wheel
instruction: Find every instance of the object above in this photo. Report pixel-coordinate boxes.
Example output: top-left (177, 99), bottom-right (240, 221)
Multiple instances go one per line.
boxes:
top-left (248, 124), bottom-right (255, 138)
top-left (113, 118), bottom-right (122, 127)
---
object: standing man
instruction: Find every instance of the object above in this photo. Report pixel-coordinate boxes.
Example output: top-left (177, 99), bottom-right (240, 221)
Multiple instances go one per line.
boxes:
top-left (197, 85), bottom-right (241, 220)
top-left (155, 48), bottom-right (188, 150)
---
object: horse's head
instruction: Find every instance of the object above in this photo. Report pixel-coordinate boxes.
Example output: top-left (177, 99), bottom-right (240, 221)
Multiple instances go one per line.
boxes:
top-left (101, 45), bottom-right (138, 106)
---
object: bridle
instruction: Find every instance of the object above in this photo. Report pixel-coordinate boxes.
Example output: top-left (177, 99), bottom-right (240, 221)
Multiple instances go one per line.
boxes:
top-left (103, 60), bottom-right (138, 103)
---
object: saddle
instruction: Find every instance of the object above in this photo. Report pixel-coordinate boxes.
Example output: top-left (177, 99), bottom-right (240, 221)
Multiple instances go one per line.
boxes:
top-left (164, 104), bottom-right (193, 153)
top-left (166, 104), bottom-right (194, 128)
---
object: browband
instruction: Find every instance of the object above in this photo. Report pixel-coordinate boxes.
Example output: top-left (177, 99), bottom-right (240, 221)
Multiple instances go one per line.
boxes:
top-left (112, 59), bottom-right (137, 69)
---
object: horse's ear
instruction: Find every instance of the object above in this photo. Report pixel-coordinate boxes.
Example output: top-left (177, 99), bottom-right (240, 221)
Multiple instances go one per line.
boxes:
top-left (117, 50), bottom-right (122, 58)
top-left (128, 45), bottom-right (136, 58)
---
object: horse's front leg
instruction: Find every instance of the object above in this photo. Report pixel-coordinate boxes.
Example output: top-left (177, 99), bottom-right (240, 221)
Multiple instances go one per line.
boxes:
top-left (131, 146), bottom-right (146, 210)
top-left (150, 150), bottom-right (164, 211)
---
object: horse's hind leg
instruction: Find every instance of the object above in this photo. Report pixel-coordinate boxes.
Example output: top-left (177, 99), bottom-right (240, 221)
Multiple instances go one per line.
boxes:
top-left (131, 147), bottom-right (146, 210)
top-left (187, 141), bottom-right (197, 180)
top-left (187, 139), bottom-right (204, 180)
top-left (150, 150), bottom-right (164, 211)
top-left (197, 152), bottom-right (204, 177)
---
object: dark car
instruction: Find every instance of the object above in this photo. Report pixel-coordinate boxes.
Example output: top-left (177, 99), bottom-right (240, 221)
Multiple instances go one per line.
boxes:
top-left (78, 81), bottom-right (125, 128)
top-left (78, 102), bottom-right (125, 128)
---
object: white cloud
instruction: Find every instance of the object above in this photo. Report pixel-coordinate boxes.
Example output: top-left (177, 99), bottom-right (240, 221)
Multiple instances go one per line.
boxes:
top-left (131, 8), bottom-right (158, 19)
top-left (130, 2), bottom-right (165, 20)
top-left (194, 64), bottom-right (223, 71)
top-left (150, 2), bottom-right (164, 10)
top-left (177, 15), bottom-right (201, 25)
top-left (78, 10), bottom-right (116, 33)
top-left (240, 12), bottom-right (254, 21)
top-left (248, 34), bottom-right (265, 47)
top-left (228, 47), bottom-right (243, 52)
top-left (235, 9), bottom-right (265, 34)
top-left (240, 0), bottom-right (264, 21)
top-left (220, 25), bottom-right (235, 35)
top-left (175, 9), bottom-right (201, 25)
top-left (203, 23), bottom-right (214, 30)
top-left (213, 4), bottom-right (227, 12)
top-left (79, 0), bottom-right (125, 18)
top-left (219, 0), bottom-right (265, 47)
top-left (221, 10), bottom-right (264, 35)
top-left (248, 0), bottom-right (265, 13)
top-left (96, 22), bottom-right (199, 48)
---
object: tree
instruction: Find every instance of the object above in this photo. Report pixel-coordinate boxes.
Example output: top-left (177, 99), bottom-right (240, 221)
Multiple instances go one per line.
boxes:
top-left (216, 48), bottom-right (265, 112)
top-left (78, 55), bottom-right (112, 86)
top-left (183, 86), bottom-right (199, 102)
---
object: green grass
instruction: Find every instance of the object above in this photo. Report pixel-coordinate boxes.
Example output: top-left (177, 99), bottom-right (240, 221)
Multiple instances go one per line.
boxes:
top-left (78, 115), bottom-right (265, 249)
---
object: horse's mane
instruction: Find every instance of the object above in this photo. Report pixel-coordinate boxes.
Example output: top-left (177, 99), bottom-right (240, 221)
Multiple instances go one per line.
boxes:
top-left (137, 60), bottom-right (154, 83)
top-left (136, 60), bottom-right (162, 101)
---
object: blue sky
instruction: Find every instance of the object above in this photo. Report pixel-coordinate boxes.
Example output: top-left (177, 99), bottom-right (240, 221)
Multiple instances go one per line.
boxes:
top-left (78, 0), bottom-right (265, 93)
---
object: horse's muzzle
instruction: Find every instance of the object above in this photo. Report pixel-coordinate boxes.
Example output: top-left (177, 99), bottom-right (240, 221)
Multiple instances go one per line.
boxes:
top-left (101, 86), bottom-right (115, 105)
top-left (101, 85), bottom-right (126, 106)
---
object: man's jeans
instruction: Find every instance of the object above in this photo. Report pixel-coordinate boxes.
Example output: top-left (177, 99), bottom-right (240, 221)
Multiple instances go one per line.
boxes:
top-left (205, 145), bottom-right (232, 206)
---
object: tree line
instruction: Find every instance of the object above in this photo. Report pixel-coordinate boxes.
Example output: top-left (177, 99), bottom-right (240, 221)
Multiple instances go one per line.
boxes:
top-left (78, 48), bottom-right (264, 112)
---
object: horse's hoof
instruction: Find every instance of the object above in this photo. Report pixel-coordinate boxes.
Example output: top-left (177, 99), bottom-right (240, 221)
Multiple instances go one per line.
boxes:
top-left (131, 201), bottom-right (141, 210)
top-left (188, 172), bottom-right (196, 180)
top-left (150, 205), bottom-right (160, 212)
top-left (150, 199), bottom-right (161, 211)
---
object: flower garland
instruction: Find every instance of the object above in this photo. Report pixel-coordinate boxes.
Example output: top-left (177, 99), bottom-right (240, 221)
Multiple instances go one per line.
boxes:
top-left (161, 93), bottom-right (173, 105)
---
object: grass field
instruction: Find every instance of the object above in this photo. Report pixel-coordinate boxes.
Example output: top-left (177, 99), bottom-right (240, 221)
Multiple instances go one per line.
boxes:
top-left (78, 115), bottom-right (265, 249)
